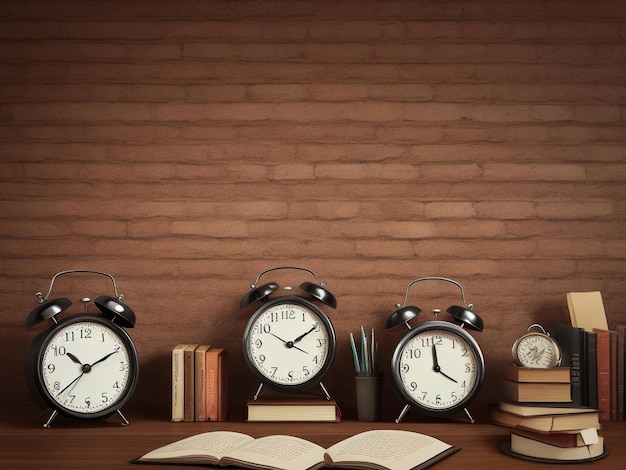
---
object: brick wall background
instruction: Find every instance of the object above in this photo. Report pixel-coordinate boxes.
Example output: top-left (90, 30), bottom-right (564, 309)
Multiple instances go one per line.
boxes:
top-left (1, 0), bottom-right (625, 422)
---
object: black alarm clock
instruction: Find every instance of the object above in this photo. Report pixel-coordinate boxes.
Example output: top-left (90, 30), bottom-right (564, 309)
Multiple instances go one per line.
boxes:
top-left (25, 270), bottom-right (139, 428)
top-left (385, 277), bottom-right (485, 423)
top-left (240, 266), bottom-right (337, 400)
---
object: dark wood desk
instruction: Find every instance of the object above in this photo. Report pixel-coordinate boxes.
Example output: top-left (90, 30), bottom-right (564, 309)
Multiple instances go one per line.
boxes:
top-left (2, 407), bottom-right (625, 469)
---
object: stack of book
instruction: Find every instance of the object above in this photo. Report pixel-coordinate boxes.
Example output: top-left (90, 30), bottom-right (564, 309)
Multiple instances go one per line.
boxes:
top-left (491, 365), bottom-right (605, 462)
top-left (171, 344), bottom-right (227, 422)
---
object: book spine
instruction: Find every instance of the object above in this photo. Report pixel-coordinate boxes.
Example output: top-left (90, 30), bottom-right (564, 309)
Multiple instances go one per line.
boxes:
top-left (171, 345), bottom-right (186, 422)
top-left (183, 346), bottom-right (197, 422)
top-left (553, 325), bottom-right (585, 407)
top-left (585, 331), bottom-right (597, 408)
top-left (194, 346), bottom-right (209, 421)
top-left (594, 329), bottom-right (610, 422)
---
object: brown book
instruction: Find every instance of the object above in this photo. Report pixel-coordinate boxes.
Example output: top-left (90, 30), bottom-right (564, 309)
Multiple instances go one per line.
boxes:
top-left (489, 404), bottom-right (600, 432)
top-left (609, 329), bottom-right (618, 421)
top-left (501, 379), bottom-right (571, 403)
top-left (183, 344), bottom-right (198, 422)
top-left (510, 433), bottom-right (604, 461)
top-left (512, 426), bottom-right (598, 448)
top-left (247, 397), bottom-right (342, 422)
top-left (593, 328), bottom-right (611, 421)
top-left (194, 345), bottom-right (211, 422)
top-left (617, 325), bottom-right (626, 420)
top-left (205, 348), bottom-right (227, 421)
top-left (134, 429), bottom-right (460, 470)
top-left (171, 343), bottom-right (188, 422)
top-left (504, 365), bottom-right (570, 383)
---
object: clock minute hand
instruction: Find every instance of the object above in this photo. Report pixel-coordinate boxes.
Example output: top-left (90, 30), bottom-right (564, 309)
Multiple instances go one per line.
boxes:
top-left (293, 325), bottom-right (316, 343)
top-left (431, 344), bottom-right (458, 383)
top-left (90, 350), bottom-right (119, 368)
top-left (269, 332), bottom-right (308, 354)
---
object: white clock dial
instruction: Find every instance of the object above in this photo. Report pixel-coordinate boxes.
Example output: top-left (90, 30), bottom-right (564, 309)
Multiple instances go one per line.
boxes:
top-left (245, 300), bottom-right (332, 387)
top-left (40, 320), bottom-right (133, 415)
top-left (396, 326), bottom-right (482, 412)
top-left (513, 332), bottom-right (561, 368)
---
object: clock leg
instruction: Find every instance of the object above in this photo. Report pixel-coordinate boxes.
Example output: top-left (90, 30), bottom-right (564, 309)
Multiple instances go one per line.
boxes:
top-left (253, 382), bottom-right (264, 400)
top-left (319, 381), bottom-right (331, 400)
top-left (117, 409), bottom-right (130, 426)
top-left (394, 404), bottom-right (410, 423)
top-left (463, 407), bottom-right (475, 424)
top-left (43, 409), bottom-right (58, 428)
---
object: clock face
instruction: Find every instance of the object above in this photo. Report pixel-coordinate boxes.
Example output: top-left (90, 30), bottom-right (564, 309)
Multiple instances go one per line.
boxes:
top-left (392, 322), bottom-right (484, 416)
top-left (34, 316), bottom-right (138, 418)
top-left (512, 333), bottom-right (561, 368)
top-left (243, 296), bottom-right (335, 390)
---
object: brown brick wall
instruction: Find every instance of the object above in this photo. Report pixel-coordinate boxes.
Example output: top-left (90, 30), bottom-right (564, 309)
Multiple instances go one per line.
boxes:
top-left (2, 0), bottom-right (625, 421)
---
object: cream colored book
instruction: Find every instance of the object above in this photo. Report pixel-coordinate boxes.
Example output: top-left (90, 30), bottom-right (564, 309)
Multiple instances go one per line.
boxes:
top-left (567, 291), bottom-right (608, 332)
top-left (134, 429), bottom-right (459, 470)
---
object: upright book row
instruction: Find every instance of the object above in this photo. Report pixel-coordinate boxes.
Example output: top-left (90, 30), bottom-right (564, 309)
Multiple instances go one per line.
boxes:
top-left (171, 344), bottom-right (227, 422)
top-left (553, 324), bottom-right (626, 422)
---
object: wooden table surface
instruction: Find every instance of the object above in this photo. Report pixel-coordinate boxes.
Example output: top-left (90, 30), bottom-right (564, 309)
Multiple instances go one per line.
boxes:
top-left (2, 406), bottom-right (625, 469)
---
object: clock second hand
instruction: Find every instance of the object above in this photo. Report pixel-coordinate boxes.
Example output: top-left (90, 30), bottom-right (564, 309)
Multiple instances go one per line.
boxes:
top-left (269, 332), bottom-right (308, 354)
top-left (431, 344), bottom-right (458, 383)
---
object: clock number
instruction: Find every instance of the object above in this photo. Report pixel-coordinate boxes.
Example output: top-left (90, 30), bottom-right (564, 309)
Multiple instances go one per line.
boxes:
top-left (406, 348), bottom-right (421, 359)
top-left (119, 361), bottom-right (127, 371)
top-left (316, 338), bottom-right (326, 348)
top-left (451, 391), bottom-right (458, 402)
top-left (52, 345), bottom-right (66, 356)
top-left (259, 354), bottom-right (266, 363)
top-left (80, 328), bottom-right (92, 339)
top-left (47, 363), bottom-right (55, 373)
top-left (84, 397), bottom-right (91, 408)
top-left (409, 381), bottom-right (418, 391)
top-left (64, 331), bottom-right (74, 342)
top-left (303, 365), bottom-right (310, 376)
top-left (270, 367), bottom-right (278, 377)
top-left (401, 363), bottom-right (410, 373)
top-left (53, 381), bottom-right (61, 391)
top-left (255, 339), bottom-right (262, 348)
top-left (113, 381), bottom-right (120, 390)
top-left (101, 392), bottom-right (108, 403)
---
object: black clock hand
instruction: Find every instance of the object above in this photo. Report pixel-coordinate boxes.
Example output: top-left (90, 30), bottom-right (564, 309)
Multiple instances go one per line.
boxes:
top-left (293, 325), bottom-right (316, 343)
top-left (431, 344), bottom-right (458, 383)
top-left (66, 352), bottom-right (83, 365)
top-left (431, 344), bottom-right (440, 371)
top-left (57, 371), bottom-right (85, 397)
top-left (90, 350), bottom-right (119, 368)
top-left (268, 332), bottom-right (308, 354)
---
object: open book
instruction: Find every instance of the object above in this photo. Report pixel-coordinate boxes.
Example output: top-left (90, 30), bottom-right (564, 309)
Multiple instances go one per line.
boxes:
top-left (133, 429), bottom-right (459, 470)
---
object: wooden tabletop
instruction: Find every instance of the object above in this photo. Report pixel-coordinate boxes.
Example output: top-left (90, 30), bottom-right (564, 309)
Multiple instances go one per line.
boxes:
top-left (3, 406), bottom-right (625, 469)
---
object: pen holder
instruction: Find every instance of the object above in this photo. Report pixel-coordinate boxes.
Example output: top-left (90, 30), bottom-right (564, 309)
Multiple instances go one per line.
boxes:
top-left (355, 373), bottom-right (383, 422)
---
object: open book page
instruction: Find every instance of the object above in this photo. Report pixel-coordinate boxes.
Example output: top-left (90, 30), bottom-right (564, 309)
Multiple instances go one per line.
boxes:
top-left (137, 431), bottom-right (254, 464)
top-left (324, 430), bottom-right (457, 470)
top-left (220, 434), bottom-right (326, 470)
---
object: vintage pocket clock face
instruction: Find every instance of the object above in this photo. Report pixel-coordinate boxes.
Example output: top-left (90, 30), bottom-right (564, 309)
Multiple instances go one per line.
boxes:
top-left (385, 277), bottom-right (485, 423)
top-left (240, 266), bottom-right (337, 400)
top-left (512, 324), bottom-right (562, 368)
top-left (25, 270), bottom-right (139, 428)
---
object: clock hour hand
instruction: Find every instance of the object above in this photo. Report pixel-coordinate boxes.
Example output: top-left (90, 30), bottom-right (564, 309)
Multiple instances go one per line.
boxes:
top-left (66, 352), bottom-right (83, 365)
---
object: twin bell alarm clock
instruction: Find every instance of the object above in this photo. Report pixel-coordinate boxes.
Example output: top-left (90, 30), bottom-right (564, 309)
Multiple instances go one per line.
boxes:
top-left (239, 266), bottom-right (337, 400)
top-left (25, 270), bottom-right (139, 428)
top-left (385, 277), bottom-right (485, 423)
